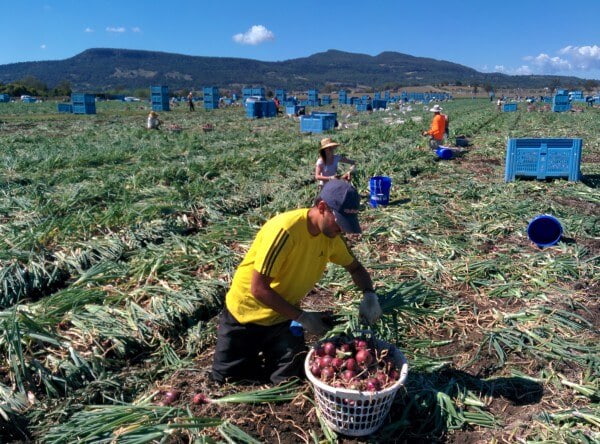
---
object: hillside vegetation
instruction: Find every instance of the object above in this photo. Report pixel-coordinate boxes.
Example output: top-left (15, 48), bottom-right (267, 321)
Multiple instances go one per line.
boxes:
top-left (0, 48), bottom-right (595, 92)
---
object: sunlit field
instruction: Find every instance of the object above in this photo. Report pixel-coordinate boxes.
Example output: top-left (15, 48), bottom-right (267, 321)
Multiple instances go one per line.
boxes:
top-left (1, 98), bottom-right (598, 443)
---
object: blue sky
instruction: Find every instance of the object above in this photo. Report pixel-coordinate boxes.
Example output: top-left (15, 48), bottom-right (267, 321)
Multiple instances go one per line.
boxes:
top-left (3, 0), bottom-right (600, 80)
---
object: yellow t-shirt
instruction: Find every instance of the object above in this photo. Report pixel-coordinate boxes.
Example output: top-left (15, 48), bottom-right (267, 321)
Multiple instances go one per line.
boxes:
top-left (226, 208), bottom-right (355, 325)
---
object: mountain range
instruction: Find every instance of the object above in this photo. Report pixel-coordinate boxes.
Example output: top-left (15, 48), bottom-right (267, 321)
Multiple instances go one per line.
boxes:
top-left (0, 48), bottom-right (592, 92)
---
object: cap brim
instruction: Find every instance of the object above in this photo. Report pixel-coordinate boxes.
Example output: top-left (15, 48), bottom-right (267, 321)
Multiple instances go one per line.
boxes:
top-left (332, 209), bottom-right (362, 234)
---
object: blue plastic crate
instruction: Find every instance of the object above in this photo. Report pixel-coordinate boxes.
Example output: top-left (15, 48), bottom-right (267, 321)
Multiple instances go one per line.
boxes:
top-left (72, 103), bottom-right (96, 114)
top-left (251, 88), bottom-right (265, 97)
top-left (151, 103), bottom-right (170, 112)
top-left (57, 103), bottom-right (72, 113)
top-left (300, 115), bottom-right (335, 133)
top-left (502, 103), bottom-right (517, 112)
top-left (151, 86), bottom-right (168, 94)
top-left (286, 105), bottom-right (300, 115)
top-left (504, 138), bottom-right (582, 182)
top-left (203, 87), bottom-right (219, 96)
top-left (372, 99), bottom-right (387, 109)
top-left (71, 93), bottom-right (95, 104)
top-left (204, 101), bottom-right (219, 109)
top-left (552, 104), bottom-right (571, 112)
top-left (356, 103), bottom-right (372, 112)
top-left (556, 89), bottom-right (569, 95)
top-left (553, 95), bottom-right (570, 105)
top-left (0, 93), bottom-right (10, 102)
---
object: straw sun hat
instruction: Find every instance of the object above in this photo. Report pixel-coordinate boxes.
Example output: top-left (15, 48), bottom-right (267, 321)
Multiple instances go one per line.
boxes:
top-left (429, 104), bottom-right (443, 112)
top-left (319, 138), bottom-right (340, 150)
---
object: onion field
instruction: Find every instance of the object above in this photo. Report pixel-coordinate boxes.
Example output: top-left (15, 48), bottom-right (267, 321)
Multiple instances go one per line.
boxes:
top-left (0, 99), bottom-right (598, 443)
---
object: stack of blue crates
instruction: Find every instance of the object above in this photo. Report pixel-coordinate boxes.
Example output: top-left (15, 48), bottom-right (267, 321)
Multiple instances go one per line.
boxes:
top-left (57, 103), bottom-right (73, 113)
top-left (275, 89), bottom-right (287, 102)
top-left (552, 94), bottom-right (571, 112)
top-left (246, 100), bottom-right (276, 118)
top-left (71, 93), bottom-right (96, 114)
top-left (151, 86), bottom-right (169, 112)
top-left (502, 103), bottom-right (517, 112)
top-left (356, 97), bottom-right (372, 112)
top-left (0, 93), bottom-right (10, 102)
top-left (300, 112), bottom-right (337, 133)
top-left (374, 92), bottom-right (381, 100)
top-left (504, 138), bottom-right (582, 182)
top-left (203, 87), bottom-right (219, 109)
top-left (338, 90), bottom-right (348, 105)
top-left (243, 87), bottom-right (265, 102)
top-left (305, 89), bottom-right (319, 107)
top-left (321, 95), bottom-right (332, 105)
top-left (372, 99), bottom-right (387, 110)
top-left (384, 91), bottom-right (391, 100)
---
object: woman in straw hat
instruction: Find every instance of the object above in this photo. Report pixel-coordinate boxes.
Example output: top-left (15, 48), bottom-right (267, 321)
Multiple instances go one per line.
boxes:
top-left (147, 110), bottom-right (162, 130)
top-left (314, 138), bottom-right (356, 188)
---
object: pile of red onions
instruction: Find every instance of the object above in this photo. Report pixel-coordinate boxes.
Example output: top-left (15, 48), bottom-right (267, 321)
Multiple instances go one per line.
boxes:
top-left (308, 336), bottom-right (400, 391)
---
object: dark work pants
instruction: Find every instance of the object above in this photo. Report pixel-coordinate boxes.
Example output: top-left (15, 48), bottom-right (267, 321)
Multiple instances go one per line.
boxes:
top-left (211, 308), bottom-right (307, 384)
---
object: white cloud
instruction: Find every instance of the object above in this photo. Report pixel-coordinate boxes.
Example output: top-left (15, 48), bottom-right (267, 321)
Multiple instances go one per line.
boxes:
top-left (131, 27), bottom-right (141, 33)
top-left (494, 65), bottom-right (506, 73)
top-left (233, 25), bottom-right (274, 45)
top-left (84, 27), bottom-right (94, 33)
top-left (40, 44), bottom-right (47, 50)
top-left (522, 53), bottom-right (571, 73)
top-left (515, 65), bottom-right (532, 75)
top-left (558, 45), bottom-right (600, 70)
top-left (106, 26), bottom-right (126, 33)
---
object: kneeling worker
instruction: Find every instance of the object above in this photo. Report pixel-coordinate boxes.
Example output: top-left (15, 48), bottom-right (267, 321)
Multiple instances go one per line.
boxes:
top-left (422, 104), bottom-right (446, 150)
top-left (212, 180), bottom-right (382, 384)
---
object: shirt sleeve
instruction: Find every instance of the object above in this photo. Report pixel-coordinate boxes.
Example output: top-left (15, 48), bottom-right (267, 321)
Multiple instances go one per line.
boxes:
top-left (328, 235), bottom-right (355, 267)
top-left (253, 227), bottom-right (294, 278)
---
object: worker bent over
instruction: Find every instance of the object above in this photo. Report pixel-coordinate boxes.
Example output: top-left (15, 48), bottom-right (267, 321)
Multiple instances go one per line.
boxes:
top-left (211, 180), bottom-right (382, 384)
top-left (422, 104), bottom-right (447, 150)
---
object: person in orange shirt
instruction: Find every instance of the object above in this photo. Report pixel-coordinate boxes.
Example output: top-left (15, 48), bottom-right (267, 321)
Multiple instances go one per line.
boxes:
top-left (422, 104), bottom-right (447, 150)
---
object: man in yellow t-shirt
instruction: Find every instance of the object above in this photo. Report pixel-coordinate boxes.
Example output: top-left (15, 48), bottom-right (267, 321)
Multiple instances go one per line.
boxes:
top-left (212, 180), bottom-right (382, 384)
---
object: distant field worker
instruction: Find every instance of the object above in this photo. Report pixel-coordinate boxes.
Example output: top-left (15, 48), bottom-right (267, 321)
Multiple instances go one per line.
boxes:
top-left (422, 104), bottom-right (447, 150)
top-left (188, 92), bottom-right (195, 112)
top-left (315, 138), bottom-right (356, 188)
top-left (147, 111), bottom-right (161, 130)
top-left (497, 98), bottom-right (503, 111)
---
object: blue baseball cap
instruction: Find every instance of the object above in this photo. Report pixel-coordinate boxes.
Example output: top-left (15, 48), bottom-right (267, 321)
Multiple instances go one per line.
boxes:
top-left (319, 179), bottom-right (362, 233)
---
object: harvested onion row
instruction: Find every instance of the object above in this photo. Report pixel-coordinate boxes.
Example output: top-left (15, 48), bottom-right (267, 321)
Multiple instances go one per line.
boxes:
top-left (308, 336), bottom-right (400, 391)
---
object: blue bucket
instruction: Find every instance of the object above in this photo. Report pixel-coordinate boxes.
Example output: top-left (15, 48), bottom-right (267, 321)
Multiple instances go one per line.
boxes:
top-left (369, 176), bottom-right (392, 207)
top-left (436, 147), bottom-right (453, 160)
top-left (527, 214), bottom-right (563, 248)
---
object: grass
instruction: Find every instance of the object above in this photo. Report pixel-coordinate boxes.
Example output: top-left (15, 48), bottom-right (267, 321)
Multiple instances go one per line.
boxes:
top-left (0, 98), bottom-right (598, 442)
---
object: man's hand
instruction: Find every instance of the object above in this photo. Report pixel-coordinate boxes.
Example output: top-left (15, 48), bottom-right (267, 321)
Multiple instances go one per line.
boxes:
top-left (359, 291), bottom-right (382, 324)
top-left (297, 311), bottom-right (330, 336)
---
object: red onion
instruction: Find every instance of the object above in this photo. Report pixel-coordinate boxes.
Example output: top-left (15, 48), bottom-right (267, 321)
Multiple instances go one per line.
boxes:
top-left (344, 358), bottom-right (357, 371)
top-left (319, 355), bottom-right (333, 368)
top-left (314, 346), bottom-right (326, 357)
top-left (162, 390), bottom-right (180, 405)
top-left (310, 362), bottom-right (322, 377)
top-left (323, 341), bottom-right (336, 357)
top-left (320, 366), bottom-right (335, 381)
top-left (331, 357), bottom-right (344, 369)
top-left (365, 378), bottom-right (381, 391)
top-left (388, 369), bottom-right (400, 380)
top-left (355, 349), bottom-right (373, 366)
top-left (192, 393), bottom-right (210, 405)
top-left (354, 339), bottom-right (368, 350)
top-left (341, 369), bottom-right (357, 381)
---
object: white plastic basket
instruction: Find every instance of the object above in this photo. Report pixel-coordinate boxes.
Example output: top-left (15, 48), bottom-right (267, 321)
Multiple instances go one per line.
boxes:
top-left (305, 339), bottom-right (409, 436)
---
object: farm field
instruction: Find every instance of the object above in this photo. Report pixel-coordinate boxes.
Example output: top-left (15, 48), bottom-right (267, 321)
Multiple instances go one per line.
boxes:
top-left (0, 99), bottom-right (598, 443)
